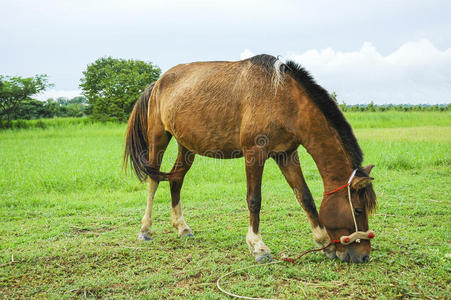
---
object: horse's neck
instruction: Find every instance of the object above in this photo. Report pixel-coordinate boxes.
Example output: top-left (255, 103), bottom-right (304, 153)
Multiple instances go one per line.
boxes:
top-left (297, 102), bottom-right (354, 191)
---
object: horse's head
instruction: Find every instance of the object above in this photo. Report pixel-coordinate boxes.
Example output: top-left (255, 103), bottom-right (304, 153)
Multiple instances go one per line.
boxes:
top-left (319, 165), bottom-right (376, 263)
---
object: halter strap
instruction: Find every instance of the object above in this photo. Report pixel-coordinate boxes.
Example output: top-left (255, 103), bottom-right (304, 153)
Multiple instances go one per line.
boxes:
top-left (321, 169), bottom-right (376, 244)
top-left (323, 169), bottom-right (357, 196)
top-left (324, 169), bottom-right (360, 233)
top-left (323, 183), bottom-right (349, 195)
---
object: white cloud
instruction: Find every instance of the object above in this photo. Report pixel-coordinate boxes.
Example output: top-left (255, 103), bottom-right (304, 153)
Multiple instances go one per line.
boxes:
top-left (284, 39), bottom-right (451, 104)
top-left (241, 40), bottom-right (451, 104)
top-left (35, 40), bottom-right (451, 105)
top-left (34, 89), bottom-right (82, 101)
top-left (240, 49), bottom-right (254, 60)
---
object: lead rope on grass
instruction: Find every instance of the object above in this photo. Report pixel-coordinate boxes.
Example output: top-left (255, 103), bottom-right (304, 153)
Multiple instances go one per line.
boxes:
top-left (216, 260), bottom-right (282, 300)
top-left (217, 170), bottom-right (365, 299)
top-left (216, 242), bottom-right (334, 300)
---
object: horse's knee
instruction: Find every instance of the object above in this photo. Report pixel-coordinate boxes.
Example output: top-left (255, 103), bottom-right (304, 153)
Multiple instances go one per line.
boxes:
top-left (248, 195), bottom-right (261, 214)
top-left (300, 188), bottom-right (316, 212)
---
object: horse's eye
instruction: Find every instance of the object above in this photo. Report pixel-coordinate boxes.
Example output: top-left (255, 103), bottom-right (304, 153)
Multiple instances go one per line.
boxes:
top-left (354, 208), bottom-right (365, 215)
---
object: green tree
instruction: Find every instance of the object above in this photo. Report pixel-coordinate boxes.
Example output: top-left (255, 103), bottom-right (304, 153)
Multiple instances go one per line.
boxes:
top-left (67, 96), bottom-right (87, 105)
top-left (12, 99), bottom-right (47, 120)
top-left (79, 57), bottom-right (161, 121)
top-left (0, 75), bottom-right (51, 127)
top-left (44, 98), bottom-right (60, 117)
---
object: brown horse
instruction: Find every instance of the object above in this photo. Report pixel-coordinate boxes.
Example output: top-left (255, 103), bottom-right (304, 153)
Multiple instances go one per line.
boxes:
top-left (124, 54), bottom-right (376, 263)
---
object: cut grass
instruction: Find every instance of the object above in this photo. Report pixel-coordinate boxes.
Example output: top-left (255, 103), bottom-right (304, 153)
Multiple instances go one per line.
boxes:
top-left (1, 112), bottom-right (450, 298)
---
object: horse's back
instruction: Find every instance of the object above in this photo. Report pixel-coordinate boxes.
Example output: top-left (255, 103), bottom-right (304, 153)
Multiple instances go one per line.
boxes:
top-left (151, 59), bottom-right (298, 157)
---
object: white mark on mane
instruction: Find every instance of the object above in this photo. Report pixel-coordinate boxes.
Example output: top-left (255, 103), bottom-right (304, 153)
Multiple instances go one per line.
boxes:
top-left (272, 59), bottom-right (285, 92)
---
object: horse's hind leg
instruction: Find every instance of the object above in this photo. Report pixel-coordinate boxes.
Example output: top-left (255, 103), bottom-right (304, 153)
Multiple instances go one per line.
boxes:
top-left (169, 144), bottom-right (195, 237)
top-left (138, 130), bottom-right (171, 241)
top-left (139, 179), bottom-right (159, 241)
top-left (274, 151), bottom-right (336, 258)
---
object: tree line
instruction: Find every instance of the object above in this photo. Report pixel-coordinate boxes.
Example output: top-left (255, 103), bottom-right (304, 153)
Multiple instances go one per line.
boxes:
top-left (330, 92), bottom-right (450, 112)
top-left (10, 96), bottom-right (88, 120)
top-left (1, 57), bottom-right (161, 128)
top-left (1, 58), bottom-right (449, 129)
top-left (339, 102), bottom-right (450, 112)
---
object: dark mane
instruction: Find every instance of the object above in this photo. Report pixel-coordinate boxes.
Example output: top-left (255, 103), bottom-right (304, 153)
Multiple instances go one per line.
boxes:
top-left (249, 54), bottom-right (278, 73)
top-left (284, 60), bottom-right (363, 169)
top-left (247, 54), bottom-right (363, 169)
top-left (282, 60), bottom-right (376, 211)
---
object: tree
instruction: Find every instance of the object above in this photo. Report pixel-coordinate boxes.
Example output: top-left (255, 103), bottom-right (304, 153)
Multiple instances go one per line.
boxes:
top-left (11, 99), bottom-right (47, 120)
top-left (79, 57), bottom-right (161, 121)
top-left (0, 75), bottom-right (51, 127)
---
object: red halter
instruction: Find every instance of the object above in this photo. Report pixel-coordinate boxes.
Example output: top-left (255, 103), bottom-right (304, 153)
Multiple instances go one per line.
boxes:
top-left (282, 170), bottom-right (375, 264)
top-left (323, 169), bottom-right (375, 245)
top-left (323, 169), bottom-right (357, 196)
top-left (323, 182), bottom-right (350, 196)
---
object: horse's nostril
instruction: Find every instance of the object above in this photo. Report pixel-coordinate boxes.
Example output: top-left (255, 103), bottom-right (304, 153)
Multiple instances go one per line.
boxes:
top-left (362, 254), bottom-right (370, 262)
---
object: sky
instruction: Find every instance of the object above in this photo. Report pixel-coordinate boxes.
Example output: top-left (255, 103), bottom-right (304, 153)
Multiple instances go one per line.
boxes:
top-left (1, 0), bottom-right (450, 104)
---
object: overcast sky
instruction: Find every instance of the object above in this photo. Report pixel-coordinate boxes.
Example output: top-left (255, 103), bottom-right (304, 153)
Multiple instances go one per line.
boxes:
top-left (1, 0), bottom-right (450, 104)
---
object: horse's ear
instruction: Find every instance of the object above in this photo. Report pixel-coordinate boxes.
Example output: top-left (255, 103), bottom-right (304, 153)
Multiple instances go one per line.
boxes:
top-left (351, 176), bottom-right (374, 190)
top-left (363, 164), bottom-right (375, 175)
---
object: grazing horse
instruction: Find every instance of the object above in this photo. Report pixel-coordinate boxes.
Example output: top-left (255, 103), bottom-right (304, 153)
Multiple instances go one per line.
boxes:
top-left (124, 54), bottom-right (376, 263)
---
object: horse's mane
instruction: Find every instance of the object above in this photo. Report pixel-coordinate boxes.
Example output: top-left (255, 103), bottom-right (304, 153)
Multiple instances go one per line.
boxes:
top-left (284, 59), bottom-right (363, 169)
top-left (248, 54), bottom-right (376, 211)
top-left (249, 54), bottom-right (279, 74)
top-left (247, 54), bottom-right (363, 169)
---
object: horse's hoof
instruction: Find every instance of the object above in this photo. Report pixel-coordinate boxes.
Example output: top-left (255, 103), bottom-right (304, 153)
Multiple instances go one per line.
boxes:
top-left (180, 232), bottom-right (194, 238)
top-left (255, 253), bottom-right (273, 263)
top-left (179, 228), bottom-right (194, 238)
top-left (138, 232), bottom-right (152, 241)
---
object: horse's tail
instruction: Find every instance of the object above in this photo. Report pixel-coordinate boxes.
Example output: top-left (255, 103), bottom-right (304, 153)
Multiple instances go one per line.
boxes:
top-left (123, 82), bottom-right (169, 182)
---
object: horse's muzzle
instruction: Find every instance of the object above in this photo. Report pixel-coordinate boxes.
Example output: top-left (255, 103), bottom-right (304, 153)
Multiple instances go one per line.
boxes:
top-left (337, 246), bottom-right (370, 263)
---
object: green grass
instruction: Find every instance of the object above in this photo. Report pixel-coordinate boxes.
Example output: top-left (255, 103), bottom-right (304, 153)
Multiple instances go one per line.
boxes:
top-left (345, 111), bottom-right (451, 128)
top-left (1, 117), bottom-right (95, 130)
top-left (1, 112), bottom-right (450, 298)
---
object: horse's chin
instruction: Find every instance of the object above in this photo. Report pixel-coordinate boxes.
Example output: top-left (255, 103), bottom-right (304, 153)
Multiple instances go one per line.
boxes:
top-left (336, 250), bottom-right (370, 263)
top-left (336, 251), bottom-right (349, 262)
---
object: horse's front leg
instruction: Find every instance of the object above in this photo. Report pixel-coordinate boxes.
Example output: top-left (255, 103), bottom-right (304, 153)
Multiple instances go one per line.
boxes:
top-left (244, 149), bottom-right (272, 262)
top-left (274, 151), bottom-right (336, 259)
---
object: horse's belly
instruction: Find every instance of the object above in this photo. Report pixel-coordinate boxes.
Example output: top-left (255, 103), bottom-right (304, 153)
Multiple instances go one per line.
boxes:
top-left (165, 112), bottom-right (243, 159)
top-left (174, 133), bottom-right (243, 159)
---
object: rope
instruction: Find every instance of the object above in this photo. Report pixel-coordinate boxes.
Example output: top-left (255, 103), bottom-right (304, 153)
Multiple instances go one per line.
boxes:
top-left (323, 169), bottom-right (359, 233)
top-left (218, 168), bottom-right (364, 299)
top-left (216, 260), bottom-right (282, 300)
top-left (347, 185), bottom-right (359, 233)
top-left (216, 243), bottom-right (334, 299)
top-left (281, 242), bottom-right (333, 263)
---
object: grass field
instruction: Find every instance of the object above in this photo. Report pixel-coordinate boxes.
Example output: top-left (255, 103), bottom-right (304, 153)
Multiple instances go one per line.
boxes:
top-left (1, 111), bottom-right (450, 299)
